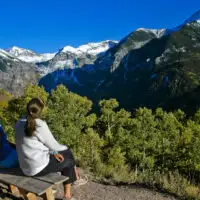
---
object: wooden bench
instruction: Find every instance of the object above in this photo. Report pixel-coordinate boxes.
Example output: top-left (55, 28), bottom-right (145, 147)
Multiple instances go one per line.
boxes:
top-left (0, 168), bottom-right (68, 200)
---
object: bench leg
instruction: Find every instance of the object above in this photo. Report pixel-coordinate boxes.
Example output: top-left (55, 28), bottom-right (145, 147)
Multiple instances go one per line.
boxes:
top-left (9, 184), bottom-right (20, 197)
top-left (43, 188), bottom-right (55, 200)
top-left (27, 193), bottom-right (38, 200)
top-left (19, 188), bottom-right (38, 200)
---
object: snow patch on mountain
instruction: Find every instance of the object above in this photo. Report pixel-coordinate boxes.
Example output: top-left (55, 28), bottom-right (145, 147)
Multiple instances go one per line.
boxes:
top-left (0, 49), bottom-right (12, 59)
top-left (60, 40), bottom-right (118, 55)
top-left (36, 40), bottom-right (118, 76)
top-left (61, 46), bottom-right (78, 54)
top-left (7, 46), bottom-right (56, 63)
top-left (54, 60), bottom-right (74, 69)
top-left (18, 53), bottom-right (55, 63)
top-left (0, 49), bottom-right (20, 62)
top-left (136, 28), bottom-right (166, 38)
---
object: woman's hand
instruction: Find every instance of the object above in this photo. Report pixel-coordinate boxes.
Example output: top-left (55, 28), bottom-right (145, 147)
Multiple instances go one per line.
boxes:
top-left (54, 153), bottom-right (64, 163)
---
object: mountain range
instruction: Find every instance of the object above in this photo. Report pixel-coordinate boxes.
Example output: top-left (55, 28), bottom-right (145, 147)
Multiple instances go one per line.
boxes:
top-left (5, 40), bottom-right (118, 76)
top-left (0, 40), bottom-right (118, 95)
top-left (1, 10), bottom-right (200, 113)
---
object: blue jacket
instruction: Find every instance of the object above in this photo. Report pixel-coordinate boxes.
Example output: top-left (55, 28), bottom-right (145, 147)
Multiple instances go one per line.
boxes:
top-left (0, 124), bottom-right (18, 168)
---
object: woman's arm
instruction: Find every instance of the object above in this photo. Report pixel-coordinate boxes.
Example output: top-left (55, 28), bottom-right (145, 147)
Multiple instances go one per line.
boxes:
top-left (35, 120), bottom-right (67, 152)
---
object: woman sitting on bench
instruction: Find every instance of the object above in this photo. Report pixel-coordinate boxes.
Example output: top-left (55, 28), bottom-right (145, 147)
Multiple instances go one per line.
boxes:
top-left (0, 124), bottom-right (19, 168)
top-left (15, 98), bottom-right (77, 200)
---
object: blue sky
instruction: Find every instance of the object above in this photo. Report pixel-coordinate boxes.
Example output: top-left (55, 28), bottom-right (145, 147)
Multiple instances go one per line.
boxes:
top-left (0, 0), bottom-right (199, 53)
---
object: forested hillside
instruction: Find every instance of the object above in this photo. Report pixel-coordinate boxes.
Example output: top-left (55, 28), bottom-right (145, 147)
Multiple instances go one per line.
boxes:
top-left (1, 85), bottom-right (200, 199)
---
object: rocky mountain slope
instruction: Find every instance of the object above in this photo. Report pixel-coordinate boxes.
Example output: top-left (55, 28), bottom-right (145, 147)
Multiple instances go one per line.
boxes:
top-left (39, 10), bottom-right (200, 113)
top-left (0, 49), bottom-right (38, 95)
top-left (39, 28), bottom-right (167, 92)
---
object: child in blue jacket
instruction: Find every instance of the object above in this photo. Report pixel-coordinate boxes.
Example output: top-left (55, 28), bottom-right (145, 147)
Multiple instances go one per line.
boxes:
top-left (0, 124), bottom-right (18, 168)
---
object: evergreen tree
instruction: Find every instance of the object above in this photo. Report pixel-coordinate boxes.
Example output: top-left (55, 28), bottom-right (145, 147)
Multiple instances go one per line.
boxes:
top-left (46, 85), bottom-right (95, 159)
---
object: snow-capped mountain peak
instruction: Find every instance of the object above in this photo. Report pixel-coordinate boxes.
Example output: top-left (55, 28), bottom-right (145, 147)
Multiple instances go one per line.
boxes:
top-left (36, 40), bottom-right (118, 76)
top-left (60, 40), bottom-right (118, 55)
top-left (61, 46), bottom-right (78, 54)
top-left (0, 49), bottom-right (13, 58)
top-left (78, 40), bottom-right (118, 55)
top-left (8, 46), bottom-right (34, 56)
top-left (7, 46), bottom-right (56, 63)
top-left (0, 49), bottom-right (20, 62)
top-left (136, 28), bottom-right (166, 38)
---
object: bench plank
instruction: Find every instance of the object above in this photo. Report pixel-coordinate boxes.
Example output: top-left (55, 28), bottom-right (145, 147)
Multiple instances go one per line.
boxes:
top-left (0, 169), bottom-right (52, 195)
top-left (35, 173), bottom-right (69, 185)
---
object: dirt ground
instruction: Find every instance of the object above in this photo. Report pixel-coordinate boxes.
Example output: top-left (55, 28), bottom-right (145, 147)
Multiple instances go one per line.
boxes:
top-left (70, 181), bottom-right (178, 200)
top-left (0, 169), bottom-right (178, 200)
top-left (0, 181), bottom-right (178, 200)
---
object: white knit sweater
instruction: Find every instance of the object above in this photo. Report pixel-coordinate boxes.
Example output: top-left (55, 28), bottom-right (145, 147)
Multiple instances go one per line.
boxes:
top-left (15, 118), bottom-right (67, 176)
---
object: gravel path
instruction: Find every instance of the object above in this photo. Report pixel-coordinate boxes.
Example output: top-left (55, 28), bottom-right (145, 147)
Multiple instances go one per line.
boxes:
top-left (70, 181), bottom-right (177, 200)
top-left (0, 178), bottom-right (178, 200)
